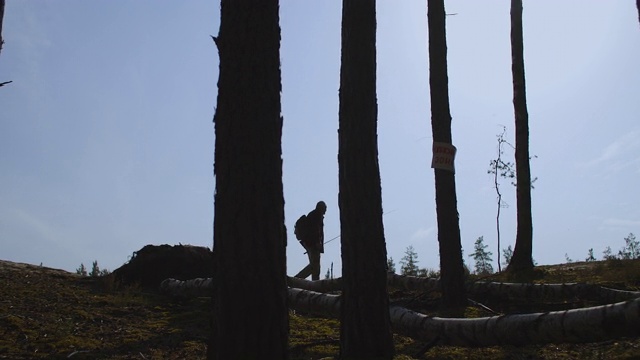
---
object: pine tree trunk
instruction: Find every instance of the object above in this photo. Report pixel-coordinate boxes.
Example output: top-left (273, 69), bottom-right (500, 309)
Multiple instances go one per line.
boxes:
top-left (507, 0), bottom-right (535, 272)
top-left (210, 1), bottom-right (288, 358)
top-left (426, 0), bottom-right (467, 310)
top-left (338, 0), bottom-right (394, 358)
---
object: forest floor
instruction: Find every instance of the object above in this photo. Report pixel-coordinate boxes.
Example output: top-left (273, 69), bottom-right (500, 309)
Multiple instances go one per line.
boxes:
top-left (1, 258), bottom-right (640, 359)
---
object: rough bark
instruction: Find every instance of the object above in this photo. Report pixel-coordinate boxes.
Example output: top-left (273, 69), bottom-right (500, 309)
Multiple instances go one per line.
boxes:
top-left (427, 0), bottom-right (467, 310)
top-left (210, 1), bottom-right (288, 358)
top-left (507, 0), bottom-right (535, 272)
top-left (338, 0), bottom-right (394, 358)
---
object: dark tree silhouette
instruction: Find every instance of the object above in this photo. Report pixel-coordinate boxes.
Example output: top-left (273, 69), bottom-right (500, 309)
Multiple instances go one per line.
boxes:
top-left (338, 0), bottom-right (394, 358)
top-left (209, 1), bottom-right (288, 358)
top-left (637, 0), bottom-right (640, 28)
top-left (426, 0), bottom-right (467, 310)
top-left (0, 0), bottom-right (4, 57)
top-left (507, 0), bottom-right (535, 272)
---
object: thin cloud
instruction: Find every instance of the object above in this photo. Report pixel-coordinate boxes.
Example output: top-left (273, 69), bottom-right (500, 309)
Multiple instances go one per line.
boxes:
top-left (580, 130), bottom-right (640, 173)
top-left (601, 218), bottom-right (640, 229)
top-left (411, 226), bottom-right (435, 242)
top-left (10, 208), bottom-right (61, 245)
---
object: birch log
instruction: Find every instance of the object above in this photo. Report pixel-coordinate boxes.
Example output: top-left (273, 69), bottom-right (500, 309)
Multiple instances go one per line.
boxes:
top-left (162, 275), bottom-right (640, 304)
top-left (468, 281), bottom-right (640, 303)
top-left (160, 278), bottom-right (640, 346)
top-left (160, 278), bottom-right (213, 298)
top-left (286, 275), bottom-right (640, 303)
top-left (286, 273), bottom-right (439, 293)
top-left (288, 288), bottom-right (340, 318)
top-left (390, 298), bottom-right (640, 346)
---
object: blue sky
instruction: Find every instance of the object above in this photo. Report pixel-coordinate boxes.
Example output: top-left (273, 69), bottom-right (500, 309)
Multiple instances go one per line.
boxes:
top-left (1, 1), bottom-right (639, 276)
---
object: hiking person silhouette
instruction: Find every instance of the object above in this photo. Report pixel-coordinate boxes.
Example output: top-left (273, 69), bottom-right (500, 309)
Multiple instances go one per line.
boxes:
top-left (294, 201), bottom-right (326, 280)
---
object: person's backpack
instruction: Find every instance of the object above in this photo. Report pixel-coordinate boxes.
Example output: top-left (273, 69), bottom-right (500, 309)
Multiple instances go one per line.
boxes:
top-left (294, 215), bottom-right (308, 242)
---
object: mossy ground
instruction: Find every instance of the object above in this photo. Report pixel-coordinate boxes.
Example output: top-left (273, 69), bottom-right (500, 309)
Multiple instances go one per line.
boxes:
top-left (1, 259), bottom-right (640, 359)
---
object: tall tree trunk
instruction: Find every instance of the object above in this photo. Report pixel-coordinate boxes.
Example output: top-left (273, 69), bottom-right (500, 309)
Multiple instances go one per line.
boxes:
top-left (637, 0), bottom-right (640, 28)
top-left (209, 1), bottom-right (288, 359)
top-left (426, 0), bottom-right (467, 310)
top-left (507, 0), bottom-right (534, 272)
top-left (338, 0), bottom-right (394, 358)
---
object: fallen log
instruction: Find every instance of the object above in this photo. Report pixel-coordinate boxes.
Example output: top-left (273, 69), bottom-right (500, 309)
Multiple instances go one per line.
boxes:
top-left (467, 281), bottom-right (640, 303)
top-left (286, 276), bottom-right (342, 293)
top-left (160, 279), bottom-right (640, 347)
top-left (390, 297), bottom-right (640, 346)
top-left (162, 275), bottom-right (640, 304)
top-left (160, 277), bottom-right (213, 298)
top-left (288, 288), bottom-right (340, 318)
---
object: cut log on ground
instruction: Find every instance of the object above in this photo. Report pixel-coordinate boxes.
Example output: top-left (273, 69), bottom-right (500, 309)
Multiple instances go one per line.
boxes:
top-left (287, 276), bottom-right (342, 293)
top-left (163, 274), bottom-right (640, 304)
top-left (288, 288), bottom-right (340, 318)
top-left (160, 278), bottom-right (640, 347)
top-left (390, 298), bottom-right (640, 346)
top-left (468, 281), bottom-right (640, 303)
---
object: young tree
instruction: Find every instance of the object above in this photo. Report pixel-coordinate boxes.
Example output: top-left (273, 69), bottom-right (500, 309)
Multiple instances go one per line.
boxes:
top-left (469, 236), bottom-right (494, 275)
top-left (88, 260), bottom-right (109, 277)
top-left (585, 248), bottom-right (596, 262)
top-left (618, 233), bottom-right (639, 259)
top-left (507, 0), bottom-right (535, 272)
top-left (76, 263), bottom-right (87, 276)
top-left (338, 0), bottom-right (394, 358)
top-left (502, 245), bottom-right (513, 268)
top-left (488, 127), bottom-right (515, 273)
top-left (603, 246), bottom-right (615, 260)
top-left (387, 257), bottom-right (396, 273)
top-left (209, 1), bottom-right (288, 358)
top-left (400, 246), bottom-right (420, 276)
top-left (426, 0), bottom-right (467, 310)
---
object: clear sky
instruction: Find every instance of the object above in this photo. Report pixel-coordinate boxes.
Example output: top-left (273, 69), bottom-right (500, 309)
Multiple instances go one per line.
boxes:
top-left (1, 1), bottom-right (639, 276)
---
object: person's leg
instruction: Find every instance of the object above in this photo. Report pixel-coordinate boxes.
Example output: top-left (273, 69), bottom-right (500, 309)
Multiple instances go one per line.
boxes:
top-left (310, 249), bottom-right (321, 280)
top-left (294, 263), bottom-right (312, 279)
top-left (294, 250), bottom-right (314, 279)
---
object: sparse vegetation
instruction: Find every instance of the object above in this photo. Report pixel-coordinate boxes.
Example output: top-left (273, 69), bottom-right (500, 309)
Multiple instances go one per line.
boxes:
top-left (4, 257), bottom-right (640, 359)
top-left (76, 260), bottom-right (110, 277)
top-left (3, 233), bottom-right (640, 359)
top-left (600, 233), bottom-right (638, 261)
top-left (400, 246), bottom-right (420, 276)
top-left (565, 253), bottom-right (573, 263)
top-left (387, 257), bottom-right (396, 273)
top-left (399, 246), bottom-right (438, 277)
